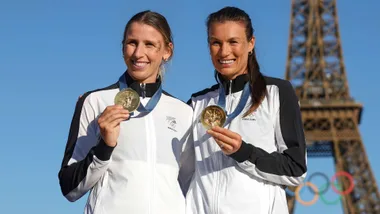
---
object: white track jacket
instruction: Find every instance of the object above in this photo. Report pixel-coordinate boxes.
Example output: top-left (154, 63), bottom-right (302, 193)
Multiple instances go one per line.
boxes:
top-left (185, 74), bottom-right (307, 214)
top-left (58, 72), bottom-right (194, 214)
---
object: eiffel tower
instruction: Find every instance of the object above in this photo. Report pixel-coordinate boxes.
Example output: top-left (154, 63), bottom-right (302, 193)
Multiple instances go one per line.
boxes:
top-left (284, 0), bottom-right (380, 213)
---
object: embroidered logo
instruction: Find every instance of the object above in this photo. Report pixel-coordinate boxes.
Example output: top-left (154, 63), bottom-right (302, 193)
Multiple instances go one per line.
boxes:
top-left (166, 116), bottom-right (177, 132)
top-left (242, 112), bottom-right (256, 121)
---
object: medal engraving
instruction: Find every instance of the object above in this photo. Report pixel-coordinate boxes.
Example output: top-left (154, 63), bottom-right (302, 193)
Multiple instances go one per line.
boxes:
top-left (201, 105), bottom-right (226, 129)
top-left (114, 88), bottom-right (140, 112)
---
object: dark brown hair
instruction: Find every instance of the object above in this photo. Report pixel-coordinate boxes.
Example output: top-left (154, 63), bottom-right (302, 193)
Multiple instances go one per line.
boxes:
top-left (207, 6), bottom-right (267, 116)
top-left (121, 10), bottom-right (174, 77)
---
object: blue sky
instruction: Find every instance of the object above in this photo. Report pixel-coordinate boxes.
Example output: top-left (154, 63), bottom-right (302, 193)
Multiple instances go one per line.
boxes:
top-left (1, 0), bottom-right (379, 213)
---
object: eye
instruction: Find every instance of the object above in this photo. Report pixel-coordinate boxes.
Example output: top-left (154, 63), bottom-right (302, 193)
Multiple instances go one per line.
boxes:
top-left (229, 40), bottom-right (238, 44)
top-left (146, 42), bottom-right (155, 47)
top-left (211, 41), bottom-right (221, 46)
top-left (127, 40), bottom-right (137, 46)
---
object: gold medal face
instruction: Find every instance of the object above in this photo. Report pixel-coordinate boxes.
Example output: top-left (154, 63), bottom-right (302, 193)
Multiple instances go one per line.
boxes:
top-left (114, 88), bottom-right (140, 112)
top-left (200, 105), bottom-right (226, 130)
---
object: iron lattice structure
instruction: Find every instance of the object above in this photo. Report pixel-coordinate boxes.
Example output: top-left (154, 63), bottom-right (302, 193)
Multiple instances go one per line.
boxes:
top-left (284, 0), bottom-right (380, 213)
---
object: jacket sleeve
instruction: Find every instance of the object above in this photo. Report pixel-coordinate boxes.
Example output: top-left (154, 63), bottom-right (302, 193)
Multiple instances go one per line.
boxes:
top-left (229, 80), bottom-right (307, 186)
top-left (58, 93), bottom-right (115, 202)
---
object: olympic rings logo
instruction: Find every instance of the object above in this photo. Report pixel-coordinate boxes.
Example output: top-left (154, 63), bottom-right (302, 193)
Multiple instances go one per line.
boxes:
top-left (285, 171), bottom-right (354, 206)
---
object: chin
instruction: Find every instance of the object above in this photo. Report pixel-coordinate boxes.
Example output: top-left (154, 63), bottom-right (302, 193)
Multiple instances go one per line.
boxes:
top-left (216, 68), bottom-right (236, 79)
top-left (128, 70), bottom-right (146, 80)
top-left (128, 70), bottom-right (157, 83)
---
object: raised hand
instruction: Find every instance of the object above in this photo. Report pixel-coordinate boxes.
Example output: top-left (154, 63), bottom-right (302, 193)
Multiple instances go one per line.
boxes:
top-left (97, 105), bottom-right (130, 147)
top-left (207, 126), bottom-right (243, 155)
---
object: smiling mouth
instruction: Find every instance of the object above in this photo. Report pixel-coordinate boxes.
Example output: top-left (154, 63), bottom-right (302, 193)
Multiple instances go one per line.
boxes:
top-left (218, 59), bottom-right (236, 65)
top-left (131, 60), bottom-right (149, 68)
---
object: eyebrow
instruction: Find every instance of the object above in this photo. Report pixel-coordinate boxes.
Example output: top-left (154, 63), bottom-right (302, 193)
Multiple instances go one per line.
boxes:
top-left (209, 36), bottom-right (242, 41)
top-left (126, 38), bottom-right (161, 45)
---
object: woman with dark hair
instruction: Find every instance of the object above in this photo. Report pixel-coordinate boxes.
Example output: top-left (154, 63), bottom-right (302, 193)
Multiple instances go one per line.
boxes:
top-left (58, 10), bottom-right (194, 214)
top-left (186, 6), bottom-right (307, 214)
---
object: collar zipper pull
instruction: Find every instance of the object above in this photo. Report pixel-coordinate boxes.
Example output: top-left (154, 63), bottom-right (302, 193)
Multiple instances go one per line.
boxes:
top-left (229, 80), bottom-right (232, 95)
top-left (229, 80), bottom-right (233, 112)
top-left (141, 83), bottom-right (146, 98)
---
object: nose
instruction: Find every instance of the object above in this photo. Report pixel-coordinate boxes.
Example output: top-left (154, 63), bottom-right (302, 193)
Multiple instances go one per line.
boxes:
top-left (219, 43), bottom-right (231, 57)
top-left (133, 43), bottom-right (145, 58)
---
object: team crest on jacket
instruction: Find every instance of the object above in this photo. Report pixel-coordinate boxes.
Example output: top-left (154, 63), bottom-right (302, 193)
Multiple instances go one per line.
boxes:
top-left (166, 116), bottom-right (177, 132)
top-left (242, 112), bottom-right (256, 121)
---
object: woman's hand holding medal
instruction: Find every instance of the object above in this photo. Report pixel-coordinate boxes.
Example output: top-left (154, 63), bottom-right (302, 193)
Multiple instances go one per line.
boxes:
top-left (98, 105), bottom-right (130, 147)
top-left (207, 126), bottom-right (242, 155)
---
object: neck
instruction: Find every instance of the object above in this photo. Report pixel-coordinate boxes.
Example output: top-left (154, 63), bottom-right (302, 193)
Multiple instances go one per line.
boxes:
top-left (217, 71), bottom-right (249, 95)
top-left (222, 69), bottom-right (248, 80)
top-left (127, 71), bottom-right (159, 84)
top-left (122, 71), bottom-right (161, 98)
top-left (137, 78), bottom-right (157, 84)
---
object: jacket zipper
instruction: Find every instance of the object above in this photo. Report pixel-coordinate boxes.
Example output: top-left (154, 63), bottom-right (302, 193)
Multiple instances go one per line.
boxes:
top-left (213, 80), bottom-right (233, 214)
top-left (141, 83), bottom-right (146, 98)
top-left (228, 80), bottom-right (232, 112)
top-left (146, 108), bottom-right (156, 214)
top-left (142, 83), bottom-right (156, 213)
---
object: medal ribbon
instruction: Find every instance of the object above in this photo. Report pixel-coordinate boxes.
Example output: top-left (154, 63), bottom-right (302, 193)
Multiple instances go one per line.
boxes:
top-left (217, 75), bottom-right (251, 125)
top-left (118, 73), bottom-right (162, 114)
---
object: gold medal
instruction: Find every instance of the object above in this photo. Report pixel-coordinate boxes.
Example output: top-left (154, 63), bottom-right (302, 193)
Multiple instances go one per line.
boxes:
top-left (200, 105), bottom-right (226, 130)
top-left (114, 88), bottom-right (140, 112)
